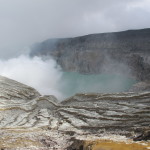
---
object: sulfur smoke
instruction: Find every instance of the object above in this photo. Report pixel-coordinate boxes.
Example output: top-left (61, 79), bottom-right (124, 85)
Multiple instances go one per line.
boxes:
top-left (0, 55), bottom-right (64, 99)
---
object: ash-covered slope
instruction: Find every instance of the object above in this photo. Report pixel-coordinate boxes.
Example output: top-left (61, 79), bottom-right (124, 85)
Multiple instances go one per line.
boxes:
top-left (30, 28), bottom-right (150, 81)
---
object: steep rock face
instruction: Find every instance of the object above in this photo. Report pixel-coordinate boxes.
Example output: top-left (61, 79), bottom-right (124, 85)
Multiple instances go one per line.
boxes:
top-left (30, 28), bottom-right (150, 80)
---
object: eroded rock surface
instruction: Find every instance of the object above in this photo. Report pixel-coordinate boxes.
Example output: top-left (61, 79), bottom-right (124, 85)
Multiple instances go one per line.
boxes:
top-left (60, 93), bottom-right (150, 135)
top-left (0, 75), bottom-right (149, 149)
top-left (0, 76), bottom-right (40, 101)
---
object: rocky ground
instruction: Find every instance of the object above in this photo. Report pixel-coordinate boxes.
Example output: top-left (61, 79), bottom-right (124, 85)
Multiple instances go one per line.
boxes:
top-left (0, 75), bottom-right (149, 149)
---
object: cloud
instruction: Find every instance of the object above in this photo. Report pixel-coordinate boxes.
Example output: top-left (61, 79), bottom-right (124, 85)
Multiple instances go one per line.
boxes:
top-left (0, 0), bottom-right (150, 57)
top-left (0, 55), bottom-right (64, 99)
top-left (0, 54), bottom-right (136, 100)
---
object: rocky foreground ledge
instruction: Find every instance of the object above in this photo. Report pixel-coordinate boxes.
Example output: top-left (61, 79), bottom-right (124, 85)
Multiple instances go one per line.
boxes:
top-left (0, 75), bottom-right (149, 149)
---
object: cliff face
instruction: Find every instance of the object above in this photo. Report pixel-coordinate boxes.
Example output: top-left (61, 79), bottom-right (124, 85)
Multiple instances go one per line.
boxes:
top-left (30, 28), bottom-right (150, 81)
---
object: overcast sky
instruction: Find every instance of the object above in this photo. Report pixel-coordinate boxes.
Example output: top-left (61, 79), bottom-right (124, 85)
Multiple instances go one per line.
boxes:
top-left (0, 0), bottom-right (150, 58)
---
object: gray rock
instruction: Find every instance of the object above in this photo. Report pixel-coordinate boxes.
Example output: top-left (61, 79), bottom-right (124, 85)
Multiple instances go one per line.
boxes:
top-left (30, 28), bottom-right (150, 81)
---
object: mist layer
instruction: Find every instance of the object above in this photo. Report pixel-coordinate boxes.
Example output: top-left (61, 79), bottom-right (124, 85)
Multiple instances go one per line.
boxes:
top-left (0, 55), bottom-right (136, 100)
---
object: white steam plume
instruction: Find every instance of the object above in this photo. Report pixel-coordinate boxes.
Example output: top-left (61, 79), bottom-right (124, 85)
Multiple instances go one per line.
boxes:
top-left (0, 55), bottom-right (64, 99)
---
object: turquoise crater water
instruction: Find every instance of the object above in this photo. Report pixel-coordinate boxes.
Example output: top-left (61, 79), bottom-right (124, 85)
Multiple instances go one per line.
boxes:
top-left (60, 72), bottom-right (137, 98)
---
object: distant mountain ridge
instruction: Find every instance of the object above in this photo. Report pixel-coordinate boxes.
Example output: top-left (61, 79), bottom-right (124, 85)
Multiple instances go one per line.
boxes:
top-left (30, 28), bottom-right (150, 82)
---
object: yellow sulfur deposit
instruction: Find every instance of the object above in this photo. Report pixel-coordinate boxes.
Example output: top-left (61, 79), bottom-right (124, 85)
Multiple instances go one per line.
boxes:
top-left (84, 140), bottom-right (150, 150)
